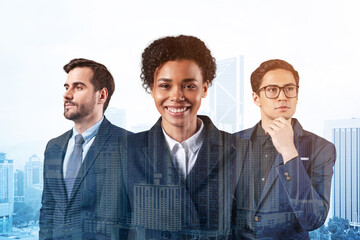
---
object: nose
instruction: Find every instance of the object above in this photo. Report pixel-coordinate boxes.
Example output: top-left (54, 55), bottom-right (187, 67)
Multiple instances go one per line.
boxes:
top-left (277, 88), bottom-right (288, 101)
top-left (169, 86), bottom-right (184, 101)
top-left (63, 88), bottom-right (73, 100)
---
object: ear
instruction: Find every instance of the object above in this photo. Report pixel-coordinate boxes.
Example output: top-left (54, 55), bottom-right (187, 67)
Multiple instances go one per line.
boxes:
top-left (252, 92), bottom-right (261, 107)
top-left (98, 88), bottom-right (108, 104)
top-left (202, 80), bottom-right (209, 98)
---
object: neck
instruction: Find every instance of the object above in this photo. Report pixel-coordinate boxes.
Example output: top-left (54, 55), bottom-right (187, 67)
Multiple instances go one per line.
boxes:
top-left (74, 113), bottom-right (103, 134)
top-left (163, 118), bottom-right (199, 143)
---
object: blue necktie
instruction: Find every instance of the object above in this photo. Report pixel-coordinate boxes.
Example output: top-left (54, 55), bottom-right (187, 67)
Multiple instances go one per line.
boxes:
top-left (65, 134), bottom-right (84, 198)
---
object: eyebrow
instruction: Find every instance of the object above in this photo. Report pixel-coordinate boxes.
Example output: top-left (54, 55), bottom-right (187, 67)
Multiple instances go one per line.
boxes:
top-left (265, 83), bottom-right (297, 87)
top-left (64, 81), bottom-right (87, 87)
top-left (157, 78), bottom-right (199, 83)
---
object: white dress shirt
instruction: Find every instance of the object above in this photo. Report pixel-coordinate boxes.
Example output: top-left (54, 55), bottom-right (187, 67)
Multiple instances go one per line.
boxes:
top-left (63, 117), bottom-right (104, 176)
top-left (162, 119), bottom-right (205, 178)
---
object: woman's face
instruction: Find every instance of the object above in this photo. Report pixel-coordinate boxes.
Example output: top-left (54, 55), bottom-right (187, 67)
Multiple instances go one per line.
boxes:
top-left (151, 59), bottom-right (209, 131)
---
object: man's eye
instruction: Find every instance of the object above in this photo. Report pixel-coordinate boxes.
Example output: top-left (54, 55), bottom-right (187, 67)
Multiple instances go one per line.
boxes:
top-left (267, 87), bottom-right (278, 92)
top-left (76, 86), bottom-right (83, 90)
top-left (286, 86), bottom-right (295, 91)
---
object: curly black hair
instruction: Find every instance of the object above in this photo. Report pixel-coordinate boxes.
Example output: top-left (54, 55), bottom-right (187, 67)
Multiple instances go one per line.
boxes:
top-left (140, 35), bottom-right (216, 92)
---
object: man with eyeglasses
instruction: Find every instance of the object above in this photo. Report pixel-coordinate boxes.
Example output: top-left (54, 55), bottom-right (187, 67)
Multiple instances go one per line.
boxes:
top-left (233, 59), bottom-right (336, 239)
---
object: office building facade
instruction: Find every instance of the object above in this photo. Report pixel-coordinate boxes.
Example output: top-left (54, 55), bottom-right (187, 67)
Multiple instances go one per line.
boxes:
top-left (0, 152), bottom-right (14, 233)
top-left (324, 118), bottom-right (360, 226)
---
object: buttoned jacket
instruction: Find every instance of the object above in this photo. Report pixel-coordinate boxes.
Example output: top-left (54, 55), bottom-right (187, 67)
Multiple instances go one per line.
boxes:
top-left (39, 117), bottom-right (131, 239)
top-left (122, 115), bottom-right (248, 239)
top-left (233, 119), bottom-right (336, 239)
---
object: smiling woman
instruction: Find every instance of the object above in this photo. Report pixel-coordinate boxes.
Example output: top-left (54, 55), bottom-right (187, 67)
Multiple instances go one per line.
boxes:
top-left (122, 35), bottom-right (249, 239)
top-left (151, 59), bottom-right (208, 142)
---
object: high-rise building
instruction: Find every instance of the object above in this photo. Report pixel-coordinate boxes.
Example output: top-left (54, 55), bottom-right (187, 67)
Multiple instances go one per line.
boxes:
top-left (0, 152), bottom-right (14, 233)
top-left (324, 118), bottom-right (360, 226)
top-left (133, 183), bottom-right (182, 232)
top-left (206, 56), bottom-right (244, 133)
top-left (24, 154), bottom-right (43, 200)
top-left (14, 169), bottom-right (25, 202)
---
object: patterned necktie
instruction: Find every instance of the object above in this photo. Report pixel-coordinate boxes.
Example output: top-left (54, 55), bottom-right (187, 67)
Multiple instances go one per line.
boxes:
top-left (65, 134), bottom-right (84, 198)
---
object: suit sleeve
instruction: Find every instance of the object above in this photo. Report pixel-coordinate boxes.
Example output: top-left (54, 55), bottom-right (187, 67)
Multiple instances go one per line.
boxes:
top-left (39, 142), bottom-right (55, 240)
top-left (276, 139), bottom-right (336, 231)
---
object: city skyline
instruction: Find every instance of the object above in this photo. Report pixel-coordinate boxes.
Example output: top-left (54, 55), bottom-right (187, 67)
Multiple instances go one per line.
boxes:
top-left (1, 0), bottom-right (359, 150)
top-left (1, 0), bottom-right (359, 238)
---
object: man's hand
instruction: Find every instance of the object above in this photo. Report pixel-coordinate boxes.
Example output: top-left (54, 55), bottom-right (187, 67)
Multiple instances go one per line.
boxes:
top-left (264, 117), bottom-right (298, 163)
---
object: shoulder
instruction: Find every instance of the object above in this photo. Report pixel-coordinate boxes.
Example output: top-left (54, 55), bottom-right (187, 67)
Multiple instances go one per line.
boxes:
top-left (126, 130), bottom-right (150, 149)
top-left (45, 130), bottom-right (71, 149)
top-left (233, 123), bottom-right (258, 140)
top-left (294, 119), bottom-right (334, 149)
top-left (301, 129), bottom-right (335, 150)
top-left (108, 122), bottom-right (133, 136)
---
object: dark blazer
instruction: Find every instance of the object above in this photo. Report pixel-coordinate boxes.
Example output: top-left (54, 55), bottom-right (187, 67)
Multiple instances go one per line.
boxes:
top-left (122, 115), bottom-right (248, 239)
top-left (233, 119), bottom-right (336, 239)
top-left (39, 117), bottom-right (131, 240)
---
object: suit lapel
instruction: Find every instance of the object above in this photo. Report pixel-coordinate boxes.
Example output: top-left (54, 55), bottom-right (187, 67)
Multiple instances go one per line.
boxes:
top-left (185, 117), bottom-right (221, 196)
top-left (147, 120), bottom-right (181, 185)
top-left (56, 130), bottom-right (72, 204)
top-left (68, 118), bottom-right (112, 202)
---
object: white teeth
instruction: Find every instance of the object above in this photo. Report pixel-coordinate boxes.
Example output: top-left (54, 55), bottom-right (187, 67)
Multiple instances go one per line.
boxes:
top-left (167, 107), bottom-right (187, 113)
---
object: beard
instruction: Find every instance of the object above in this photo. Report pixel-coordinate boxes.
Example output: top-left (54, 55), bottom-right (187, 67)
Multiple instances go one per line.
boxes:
top-left (63, 98), bottom-right (96, 121)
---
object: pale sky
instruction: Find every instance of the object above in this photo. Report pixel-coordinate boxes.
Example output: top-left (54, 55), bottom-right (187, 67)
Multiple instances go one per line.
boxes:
top-left (1, 0), bottom-right (360, 168)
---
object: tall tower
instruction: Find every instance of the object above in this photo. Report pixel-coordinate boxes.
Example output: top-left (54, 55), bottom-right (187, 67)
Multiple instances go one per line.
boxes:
top-left (0, 152), bottom-right (14, 233)
top-left (207, 56), bottom-right (244, 133)
top-left (324, 118), bottom-right (360, 226)
top-left (14, 169), bottom-right (25, 202)
top-left (24, 154), bottom-right (43, 200)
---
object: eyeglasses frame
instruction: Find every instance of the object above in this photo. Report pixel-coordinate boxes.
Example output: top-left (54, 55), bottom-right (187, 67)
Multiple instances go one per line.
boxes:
top-left (256, 84), bottom-right (299, 99)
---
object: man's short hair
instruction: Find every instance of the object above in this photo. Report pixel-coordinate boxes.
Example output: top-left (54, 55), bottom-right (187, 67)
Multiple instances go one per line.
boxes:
top-left (63, 58), bottom-right (115, 112)
top-left (251, 59), bottom-right (299, 92)
top-left (140, 35), bottom-right (216, 92)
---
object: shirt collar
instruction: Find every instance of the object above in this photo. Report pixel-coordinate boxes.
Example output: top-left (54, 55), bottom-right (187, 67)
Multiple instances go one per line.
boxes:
top-left (252, 121), bottom-right (271, 145)
top-left (72, 117), bottom-right (104, 143)
top-left (162, 118), bottom-right (205, 154)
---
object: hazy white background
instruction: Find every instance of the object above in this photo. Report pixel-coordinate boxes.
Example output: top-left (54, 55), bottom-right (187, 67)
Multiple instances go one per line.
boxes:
top-left (1, 0), bottom-right (359, 169)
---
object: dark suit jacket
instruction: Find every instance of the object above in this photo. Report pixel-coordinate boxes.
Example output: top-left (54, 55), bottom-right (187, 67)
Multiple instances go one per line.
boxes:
top-left (233, 119), bottom-right (336, 239)
top-left (39, 117), bottom-right (131, 240)
top-left (122, 115), bottom-right (248, 239)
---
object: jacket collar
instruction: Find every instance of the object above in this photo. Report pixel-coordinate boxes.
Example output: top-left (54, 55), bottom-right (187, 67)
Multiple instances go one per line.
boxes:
top-left (145, 115), bottom-right (224, 186)
top-left (67, 116), bottom-right (112, 202)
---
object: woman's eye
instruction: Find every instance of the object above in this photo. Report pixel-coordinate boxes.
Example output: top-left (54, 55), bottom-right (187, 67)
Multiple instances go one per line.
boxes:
top-left (184, 84), bottom-right (196, 89)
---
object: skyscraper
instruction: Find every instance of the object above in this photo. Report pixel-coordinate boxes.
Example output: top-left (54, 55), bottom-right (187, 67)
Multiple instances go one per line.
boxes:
top-left (207, 56), bottom-right (244, 133)
top-left (0, 152), bottom-right (14, 233)
top-left (324, 118), bottom-right (360, 226)
top-left (14, 169), bottom-right (25, 202)
top-left (24, 154), bottom-right (43, 200)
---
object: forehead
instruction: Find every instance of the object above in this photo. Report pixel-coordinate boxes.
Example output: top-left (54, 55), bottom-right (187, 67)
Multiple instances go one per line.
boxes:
top-left (260, 68), bottom-right (296, 87)
top-left (65, 67), bottom-right (94, 85)
top-left (155, 60), bottom-right (203, 80)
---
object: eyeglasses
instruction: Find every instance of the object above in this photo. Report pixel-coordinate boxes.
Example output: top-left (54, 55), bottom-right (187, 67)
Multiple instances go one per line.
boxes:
top-left (257, 84), bottom-right (299, 99)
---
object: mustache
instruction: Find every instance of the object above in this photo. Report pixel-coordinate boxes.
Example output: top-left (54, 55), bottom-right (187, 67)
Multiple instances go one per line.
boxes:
top-left (64, 100), bottom-right (77, 107)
